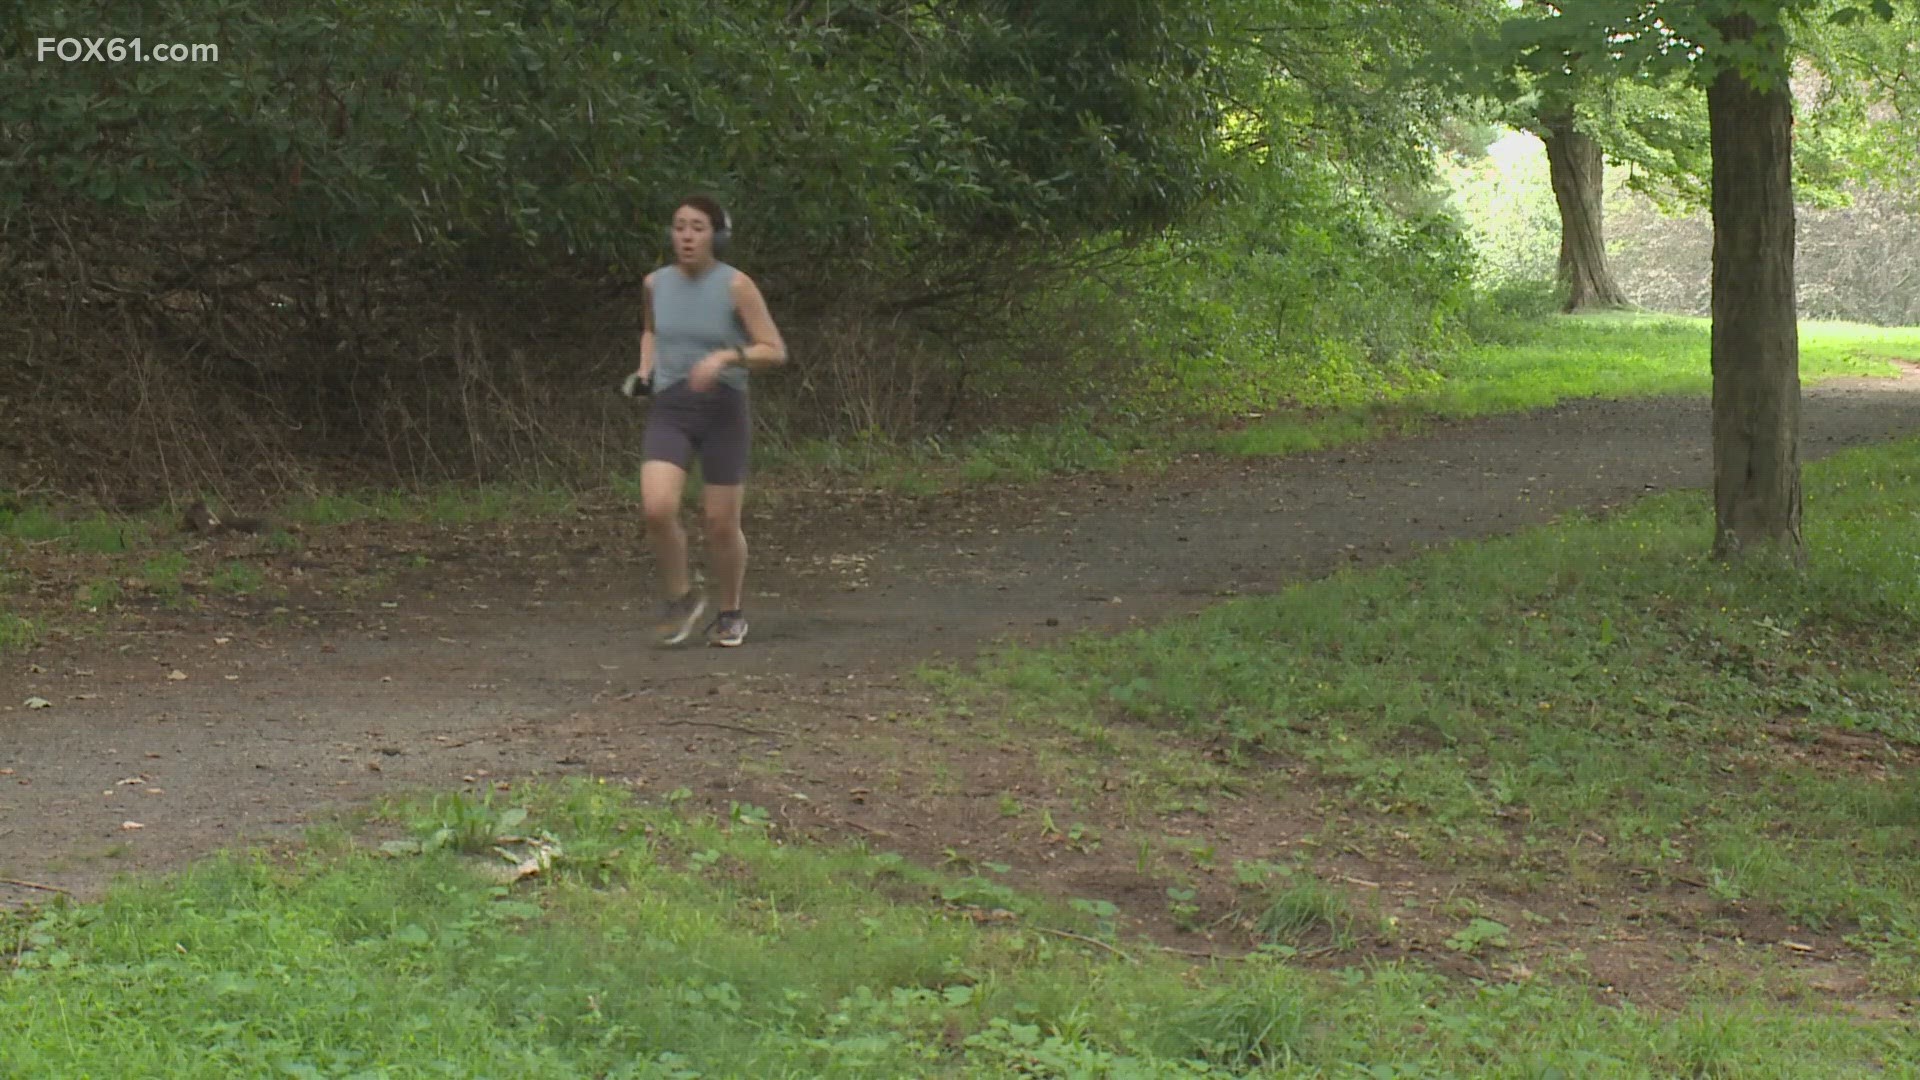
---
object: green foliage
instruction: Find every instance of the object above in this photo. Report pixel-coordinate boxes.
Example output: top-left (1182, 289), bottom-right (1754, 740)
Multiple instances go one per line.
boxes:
top-left (1, 0), bottom-right (1241, 269)
top-left (1062, 161), bottom-right (1477, 426)
top-left (1445, 919), bottom-right (1513, 957)
top-left (1466, 0), bottom-right (1908, 214)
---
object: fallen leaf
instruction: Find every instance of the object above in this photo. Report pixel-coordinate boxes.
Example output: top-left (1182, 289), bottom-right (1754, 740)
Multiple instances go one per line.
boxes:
top-left (492, 839), bottom-right (560, 883)
top-left (224, 675), bottom-right (240, 682)
top-left (24, 696), bottom-right (52, 710)
top-left (27, 663), bottom-right (46, 674)
top-left (214, 637), bottom-right (230, 645)
top-left (167, 670), bottom-right (188, 681)
top-left (1782, 940), bottom-right (1815, 953)
top-left (121, 820), bottom-right (145, 830)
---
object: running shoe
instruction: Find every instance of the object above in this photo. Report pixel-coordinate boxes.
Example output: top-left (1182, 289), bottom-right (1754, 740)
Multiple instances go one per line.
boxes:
top-left (657, 588), bottom-right (708, 645)
top-left (706, 609), bottom-right (748, 648)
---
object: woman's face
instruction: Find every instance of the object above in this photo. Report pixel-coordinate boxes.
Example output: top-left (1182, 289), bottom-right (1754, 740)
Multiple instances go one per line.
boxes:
top-left (671, 206), bottom-right (716, 263)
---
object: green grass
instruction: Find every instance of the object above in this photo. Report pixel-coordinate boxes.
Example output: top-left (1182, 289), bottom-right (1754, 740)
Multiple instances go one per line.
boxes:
top-left (760, 419), bottom-right (1176, 493)
top-left (0, 611), bottom-right (34, 651)
top-left (75, 577), bottom-right (122, 611)
top-left (951, 434), bottom-right (1920, 995)
top-left (6, 483), bottom-right (579, 544)
top-left (1210, 314), bottom-right (1918, 457)
top-left (280, 483), bottom-right (575, 528)
top-left (5, 780), bottom-right (1915, 1078)
top-left (0, 505), bottom-right (143, 553)
top-left (1402, 313), bottom-right (1912, 418)
top-left (209, 560), bottom-right (266, 596)
top-left (138, 550), bottom-right (191, 600)
top-left (1255, 880), bottom-right (1355, 949)
top-left (757, 314), bottom-right (1920, 494)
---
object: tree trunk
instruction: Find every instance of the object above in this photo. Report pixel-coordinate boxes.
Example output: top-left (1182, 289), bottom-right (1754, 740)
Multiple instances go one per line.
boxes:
top-left (1542, 110), bottom-right (1630, 313)
top-left (1706, 12), bottom-right (1803, 563)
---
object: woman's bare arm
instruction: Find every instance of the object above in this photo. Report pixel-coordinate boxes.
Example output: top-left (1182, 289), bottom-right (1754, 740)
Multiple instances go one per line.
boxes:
top-left (729, 273), bottom-right (787, 371)
top-left (638, 273), bottom-right (657, 378)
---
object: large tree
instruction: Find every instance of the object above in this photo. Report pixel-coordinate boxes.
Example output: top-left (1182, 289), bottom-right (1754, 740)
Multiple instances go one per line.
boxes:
top-left (1703, 6), bottom-right (1804, 560)
top-left (1502, 0), bottom-right (1903, 561)
top-left (1473, 0), bottom-right (1878, 315)
top-left (1539, 93), bottom-right (1633, 310)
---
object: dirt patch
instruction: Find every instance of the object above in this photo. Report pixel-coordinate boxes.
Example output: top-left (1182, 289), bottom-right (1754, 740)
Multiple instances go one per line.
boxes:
top-left (5, 371), bottom-right (1920, 1015)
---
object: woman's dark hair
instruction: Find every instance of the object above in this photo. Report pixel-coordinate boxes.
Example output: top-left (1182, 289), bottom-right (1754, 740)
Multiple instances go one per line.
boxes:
top-left (676, 194), bottom-right (728, 231)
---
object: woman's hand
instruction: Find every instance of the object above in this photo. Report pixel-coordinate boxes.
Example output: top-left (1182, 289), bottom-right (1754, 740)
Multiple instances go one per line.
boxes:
top-left (688, 349), bottom-right (738, 392)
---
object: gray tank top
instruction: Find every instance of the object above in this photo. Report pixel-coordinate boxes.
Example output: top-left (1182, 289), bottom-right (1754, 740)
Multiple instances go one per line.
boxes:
top-left (650, 262), bottom-right (750, 394)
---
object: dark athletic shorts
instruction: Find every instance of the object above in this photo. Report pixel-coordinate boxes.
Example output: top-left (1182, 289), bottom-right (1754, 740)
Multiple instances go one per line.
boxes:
top-left (641, 381), bottom-right (751, 485)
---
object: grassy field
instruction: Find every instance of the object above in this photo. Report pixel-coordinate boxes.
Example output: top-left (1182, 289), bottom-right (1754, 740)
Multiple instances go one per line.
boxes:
top-left (1158, 313), bottom-right (1911, 460)
top-left (940, 431), bottom-right (1920, 1008)
top-left (6, 779), bottom-right (1917, 1078)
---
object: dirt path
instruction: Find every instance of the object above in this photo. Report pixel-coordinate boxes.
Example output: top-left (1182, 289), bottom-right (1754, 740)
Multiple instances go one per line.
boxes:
top-left (5, 373), bottom-right (1920, 999)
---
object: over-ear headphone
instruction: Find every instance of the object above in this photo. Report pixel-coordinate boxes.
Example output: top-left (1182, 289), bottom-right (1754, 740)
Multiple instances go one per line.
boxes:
top-left (667, 205), bottom-right (731, 258)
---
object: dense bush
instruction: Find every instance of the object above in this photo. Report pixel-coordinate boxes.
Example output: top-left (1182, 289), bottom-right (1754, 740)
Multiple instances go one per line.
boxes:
top-left (1033, 163), bottom-right (1478, 426)
top-left (0, 0), bottom-right (1498, 501)
top-left (1, 0), bottom-right (1248, 498)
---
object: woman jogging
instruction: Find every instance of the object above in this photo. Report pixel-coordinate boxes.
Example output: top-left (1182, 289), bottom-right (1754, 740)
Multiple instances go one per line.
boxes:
top-left (626, 195), bottom-right (787, 646)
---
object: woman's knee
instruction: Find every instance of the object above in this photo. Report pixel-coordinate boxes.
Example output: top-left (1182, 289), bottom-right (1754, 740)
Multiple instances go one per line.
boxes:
top-left (644, 501), bottom-right (682, 531)
top-left (702, 509), bottom-right (741, 542)
top-left (640, 460), bottom-right (688, 529)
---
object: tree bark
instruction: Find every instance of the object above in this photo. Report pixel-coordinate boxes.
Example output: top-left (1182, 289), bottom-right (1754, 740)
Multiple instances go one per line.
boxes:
top-left (1542, 109), bottom-right (1630, 312)
top-left (1706, 12), bottom-right (1803, 563)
